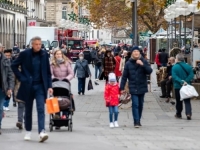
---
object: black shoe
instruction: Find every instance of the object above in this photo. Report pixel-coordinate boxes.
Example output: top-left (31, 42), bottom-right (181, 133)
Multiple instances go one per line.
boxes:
top-left (187, 115), bottom-right (191, 120)
top-left (165, 98), bottom-right (170, 103)
top-left (82, 93), bottom-right (85, 95)
top-left (170, 101), bottom-right (175, 105)
top-left (160, 95), bottom-right (166, 98)
top-left (94, 82), bottom-right (99, 85)
top-left (55, 127), bottom-right (60, 130)
top-left (175, 114), bottom-right (182, 119)
top-left (0, 129), bottom-right (1, 135)
top-left (16, 122), bottom-right (23, 130)
top-left (13, 103), bottom-right (17, 107)
top-left (139, 122), bottom-right (142, 127)
top-left (78, 92), bottom-right (80, 95)
top-left (134, 123), bottom-right (140, 128)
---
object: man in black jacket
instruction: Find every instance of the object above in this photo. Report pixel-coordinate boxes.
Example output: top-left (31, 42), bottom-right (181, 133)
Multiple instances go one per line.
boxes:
top-left (159, 48), bottom-right (169, 67)
top-left (160, 57), bottom-right (175, 101)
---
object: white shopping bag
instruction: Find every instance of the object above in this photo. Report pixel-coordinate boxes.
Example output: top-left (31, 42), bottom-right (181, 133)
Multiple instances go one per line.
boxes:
top-left (180, 84), bottom-right (199, 101)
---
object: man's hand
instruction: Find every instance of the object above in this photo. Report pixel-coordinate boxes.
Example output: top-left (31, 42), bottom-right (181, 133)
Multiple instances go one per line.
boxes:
top-left (48, 88), bottom-right (53, 95)
top-left (7, 89), bottom-right (12, 97)
top-left (120, 90), bottom-right (125, 94)
top-left (136, 60), bottom-right (143, 66)
top-left (169, 76), bottom-right (172, 80)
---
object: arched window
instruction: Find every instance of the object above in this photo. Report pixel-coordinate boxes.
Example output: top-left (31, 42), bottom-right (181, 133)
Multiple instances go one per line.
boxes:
top-left (62, 7), bottom-right (67, 19)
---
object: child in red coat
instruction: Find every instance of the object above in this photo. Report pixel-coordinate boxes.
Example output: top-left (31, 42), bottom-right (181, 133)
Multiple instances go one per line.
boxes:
top-left (104, 73), bottom-right (120, 128)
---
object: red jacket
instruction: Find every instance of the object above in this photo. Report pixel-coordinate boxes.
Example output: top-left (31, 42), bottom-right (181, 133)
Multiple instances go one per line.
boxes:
top-left (104, 83), bottom-right (120, 106)
top-left (114, 56), bottom-right (122, 77)
top-left (155, 53), bottom-right (161, 66)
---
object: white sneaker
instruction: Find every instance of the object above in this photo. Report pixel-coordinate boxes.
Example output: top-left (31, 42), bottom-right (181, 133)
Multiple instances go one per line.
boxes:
top-left (109, 123), bottom-right (114, 128)
top-left (5, 107), bottom-right (10, 111)
top-left (3, 106), bottom-right (6, 111)
top-left (39, 130), bottom-right (48, 142)
top-left (114, 121), bottom-right (119, 127)
top-left (24, 131), bottom-right (31, 141)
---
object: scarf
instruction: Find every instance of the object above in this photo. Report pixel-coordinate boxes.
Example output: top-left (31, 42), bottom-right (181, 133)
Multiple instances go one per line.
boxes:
top-left (56, 58), bottom-right (65, 65)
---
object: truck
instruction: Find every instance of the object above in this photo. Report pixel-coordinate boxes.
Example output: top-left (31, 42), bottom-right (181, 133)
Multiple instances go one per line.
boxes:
top-left (26, 27), bottom-right (58, 51)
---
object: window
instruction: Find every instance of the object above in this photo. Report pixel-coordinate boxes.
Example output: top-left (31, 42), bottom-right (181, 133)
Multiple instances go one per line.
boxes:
top-left (92, 30), bottom-right (94, 38)
top-left (97, 30), bottom-right (99, 38)
top-left (62, 7), bottom-right (67, 19)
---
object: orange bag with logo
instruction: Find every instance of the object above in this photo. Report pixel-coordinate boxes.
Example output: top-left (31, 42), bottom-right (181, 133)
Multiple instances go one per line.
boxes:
top-left (46, 97), bottom-right (60, 114)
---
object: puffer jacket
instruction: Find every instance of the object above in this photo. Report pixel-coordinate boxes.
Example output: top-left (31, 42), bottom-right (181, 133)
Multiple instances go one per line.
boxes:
top-left (120, 57), bottom-right (152, 94)
top-left (104, 83), bottom-right (119, 106)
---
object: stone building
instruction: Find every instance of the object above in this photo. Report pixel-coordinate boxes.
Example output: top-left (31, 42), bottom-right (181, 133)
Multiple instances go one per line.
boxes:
top-left (0, 0), bottom-right (47, 48)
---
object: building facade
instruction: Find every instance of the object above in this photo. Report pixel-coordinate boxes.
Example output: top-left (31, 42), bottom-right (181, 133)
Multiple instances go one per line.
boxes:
top-left (0, 0), bottom-right (47, 48)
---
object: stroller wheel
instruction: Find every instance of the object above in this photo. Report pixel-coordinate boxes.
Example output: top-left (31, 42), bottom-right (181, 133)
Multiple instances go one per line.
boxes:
top-left (49, 125), bottom-right (53, 132)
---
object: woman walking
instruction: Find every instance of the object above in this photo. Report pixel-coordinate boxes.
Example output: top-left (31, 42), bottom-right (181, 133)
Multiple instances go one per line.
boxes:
top-left (120, 46), bottom-right (152, 128)
top-left (74, 52), bottom-right (91, 95)
top-left (114, 53), bottom-right (122, 82)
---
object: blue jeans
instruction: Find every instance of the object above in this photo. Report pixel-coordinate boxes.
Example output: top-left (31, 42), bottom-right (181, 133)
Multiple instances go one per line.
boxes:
top-left (95, 65), bottom-right (102, 79)
top-left (78, 78), bottom-right (86, 94)
top-left (0, 89), bottom-right (6, 129)
top-left (4, 99), bottom-right (10, 107)
top-left (25, 84), bottom-right (45, 133)
top-left (131, 94), bottom-right (145, 124)
top-left (108, 106), bottom-right (118, 122)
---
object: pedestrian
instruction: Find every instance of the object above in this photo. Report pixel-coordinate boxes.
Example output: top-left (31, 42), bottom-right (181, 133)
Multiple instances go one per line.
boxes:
top-left (155, 49), bottom-right (162, 69)
top-left (172, 53), bottom-right (194, 120)
top-left (12, 43), bottom-right (20, 60)
top-left (0, 44), bottom-right (14, 135)
top-left (114, 53), bottom-right (122, 82)
top-left (94, 50), bottom-right (103, 82)
top-left (159, 48), bottom-right (169, 67)
top-left (74, 52), bottom-right (91, 95)
top-left (102, 50), bottom-right (116, 84)
top-left (11, 36), bottom-right (53, 142)
top-left (104, 73), bottom-right (120, 128)
top-left (90, 47), bottom-right (97, 65)
top-left (120, 46), bottom-right (152, 128)
top-left (50, 49), bottom-right (74, 129)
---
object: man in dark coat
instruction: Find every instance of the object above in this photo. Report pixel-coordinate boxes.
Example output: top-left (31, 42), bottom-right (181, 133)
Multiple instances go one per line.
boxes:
top-left (159, 48), bottom-right (169, 67)
top-left (11, 36), bottom-right (53, 142)
top-left (120, 46), bottom-right (152, 128)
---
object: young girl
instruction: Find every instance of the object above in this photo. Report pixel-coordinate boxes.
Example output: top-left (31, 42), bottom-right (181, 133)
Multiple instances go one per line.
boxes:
top-left (104, 73), bottom-right (120, 128)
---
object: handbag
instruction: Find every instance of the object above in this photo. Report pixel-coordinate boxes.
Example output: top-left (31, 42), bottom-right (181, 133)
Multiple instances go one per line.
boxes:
top-left (119, 92), bottom-right (131, 104)
top-left (79, 62), bottom-right (89, 78)
top-left (180, 84), bottom-right (199, 100)
top-left (88, 79), bottom-right (93, 90)
top-left (46, 97), bottom-right (60, 114)
top-left (58, 97), bottom-right (71, 110)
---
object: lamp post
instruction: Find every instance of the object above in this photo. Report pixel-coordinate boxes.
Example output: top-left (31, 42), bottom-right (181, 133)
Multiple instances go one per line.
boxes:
top-left (130, 0), bottom-right (138, 46)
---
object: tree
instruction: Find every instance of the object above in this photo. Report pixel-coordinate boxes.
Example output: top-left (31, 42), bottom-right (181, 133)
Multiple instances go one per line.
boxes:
top-left (77, 0), bottom-right (167, 33)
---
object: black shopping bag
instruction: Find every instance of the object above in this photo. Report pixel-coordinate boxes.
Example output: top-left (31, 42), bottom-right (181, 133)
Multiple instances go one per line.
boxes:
top-left (99, 71), bottom-right (105, 80)
top-left (88, 79), bottom-right (93, 90)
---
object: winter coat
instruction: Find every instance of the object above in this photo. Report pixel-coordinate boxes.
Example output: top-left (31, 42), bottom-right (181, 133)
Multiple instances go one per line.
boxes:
top-left (114, 56), bottom-right (122, 77)
top-left (11, 49), bottom-right (52, 102)
top-left (90, 49), bottom-right (97, 59)
top-left (159, 52), bottom-right (169, 64)
top-left (120, 57), bottom-right (152, 95)
top-left (172, 62), bottom-right (194, 89)
top-left (51, 61), bottom-right (74, 81)
top-left (74, 59), bottom-right (91, 78)
top-left (104, 83), bottom-right (120, 106)
top-left (155, 53), bottom-right (161, 66)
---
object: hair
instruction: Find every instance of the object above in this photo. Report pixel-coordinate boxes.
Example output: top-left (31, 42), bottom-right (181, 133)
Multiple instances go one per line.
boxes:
top-left (158, 49), bottom-right (162, 52)
top-left (31, 36), bottom-right (41, 45)
top-left (176, 53), bottom-right (185, 62)
top-left (162, 48), bottom-right (166, 52)
top-left (51, 49), bottom-right (72, 66)
top-left (4, 49), bottom-right (12, 53)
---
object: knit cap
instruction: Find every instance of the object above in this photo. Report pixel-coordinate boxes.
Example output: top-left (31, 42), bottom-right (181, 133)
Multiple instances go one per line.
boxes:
top-left (131, 46), bottom-right (140, 52)
top-left (108, 73), bottom-right (116, 82)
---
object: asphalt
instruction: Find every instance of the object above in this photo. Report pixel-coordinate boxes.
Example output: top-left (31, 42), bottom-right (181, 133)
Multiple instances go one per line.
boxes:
top-left (0, 65), bottom-right (200, 150)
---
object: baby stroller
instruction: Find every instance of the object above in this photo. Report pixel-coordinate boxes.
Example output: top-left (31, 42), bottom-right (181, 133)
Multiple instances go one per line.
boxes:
top-left (49, 79), bottom-right (75, 132)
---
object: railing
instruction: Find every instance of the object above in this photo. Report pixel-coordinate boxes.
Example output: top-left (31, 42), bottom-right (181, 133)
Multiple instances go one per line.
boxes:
top-left (0, 0), bottom-right (27, 14)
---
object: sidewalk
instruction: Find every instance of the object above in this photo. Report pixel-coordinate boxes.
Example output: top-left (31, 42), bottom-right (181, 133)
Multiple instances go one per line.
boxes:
top-left (0, 65), bottom-right (200, 150)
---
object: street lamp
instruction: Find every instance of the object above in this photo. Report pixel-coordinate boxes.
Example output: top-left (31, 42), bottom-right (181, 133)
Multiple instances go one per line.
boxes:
top-left (130, 0), bottom-right (138, 46)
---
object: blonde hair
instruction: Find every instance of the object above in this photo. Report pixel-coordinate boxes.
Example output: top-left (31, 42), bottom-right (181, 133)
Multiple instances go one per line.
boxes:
top-left (51, 49), bottom-right (72, 67)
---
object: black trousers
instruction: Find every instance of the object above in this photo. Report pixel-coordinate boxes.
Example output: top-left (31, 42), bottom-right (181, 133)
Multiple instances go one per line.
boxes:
top-left (160, 78), bottom-right (172, 97)
top-left (175, 89), bottom-right (192, 117)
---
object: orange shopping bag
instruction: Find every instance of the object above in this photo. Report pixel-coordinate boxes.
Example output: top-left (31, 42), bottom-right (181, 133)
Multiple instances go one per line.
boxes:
top-left (46, 97), bottom-right (60, 114)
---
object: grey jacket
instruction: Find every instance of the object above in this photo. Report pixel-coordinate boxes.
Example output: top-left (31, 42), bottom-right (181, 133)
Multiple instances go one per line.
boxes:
top-left (74, 59), bottom-right (91, 78)
top-left (0, 53), bottom-right (14, 92)
top-left (90, 50), bottom-right (97, 59)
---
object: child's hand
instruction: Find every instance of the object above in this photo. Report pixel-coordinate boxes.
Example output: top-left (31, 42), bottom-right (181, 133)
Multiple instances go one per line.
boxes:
top-left (106, 101), bottom-right (110, 107)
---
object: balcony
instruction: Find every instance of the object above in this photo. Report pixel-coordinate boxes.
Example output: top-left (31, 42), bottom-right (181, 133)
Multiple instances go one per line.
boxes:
top-left (0, 0), bottom-right (27, 14)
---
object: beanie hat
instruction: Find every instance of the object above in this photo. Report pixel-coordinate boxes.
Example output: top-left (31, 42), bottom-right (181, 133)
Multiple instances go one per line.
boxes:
top-left (131, 46), bottom-right (140, 52)
top-left (79, 52), bottom-right (84, 56)
top-left (108, 73), bottom-right (116, 82)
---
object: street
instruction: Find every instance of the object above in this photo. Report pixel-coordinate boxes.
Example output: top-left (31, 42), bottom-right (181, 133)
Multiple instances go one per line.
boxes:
top-left (0, 65), bottom-right (200, 150)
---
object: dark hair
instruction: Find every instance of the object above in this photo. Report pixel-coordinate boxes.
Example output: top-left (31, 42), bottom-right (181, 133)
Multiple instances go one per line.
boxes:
top-left (158, 49), bottom-right (162, 52)
top-left (162, 48), bottom-right (166, 52)
top-left (4, 49), bottom-right (12, 53)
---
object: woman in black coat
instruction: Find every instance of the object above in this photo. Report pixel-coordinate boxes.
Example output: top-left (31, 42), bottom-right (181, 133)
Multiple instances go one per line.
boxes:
top-left (120, 46), bottom-right (152, 128)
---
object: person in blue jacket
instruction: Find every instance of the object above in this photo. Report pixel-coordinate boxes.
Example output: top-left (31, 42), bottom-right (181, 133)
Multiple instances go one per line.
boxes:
top-left (120, 46), bottom-right (152, 128)
top-left (172, 53), bottom-right (194, 120)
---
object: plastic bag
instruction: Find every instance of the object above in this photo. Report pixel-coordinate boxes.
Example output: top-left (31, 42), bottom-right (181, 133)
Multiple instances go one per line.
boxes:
top-left (88, 79), bottom-right (93, 90)
top-left (180, 84), bottom-right (199, 101)
top-left (46, 97), bottom-right (60, 114)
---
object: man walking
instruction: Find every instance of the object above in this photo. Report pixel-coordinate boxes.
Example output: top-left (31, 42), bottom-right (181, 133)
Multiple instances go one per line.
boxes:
top-left (159, 48), bottom-right (169, 67)
top-left (11, 37), bottom-right (53, 142)
top-left (172, 53), bottom-right (194, 120)
top-left (0, 44), bottom-right (14, 135)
